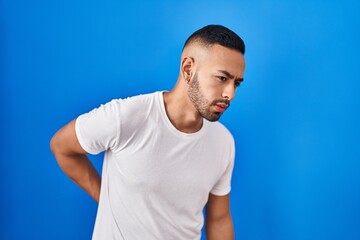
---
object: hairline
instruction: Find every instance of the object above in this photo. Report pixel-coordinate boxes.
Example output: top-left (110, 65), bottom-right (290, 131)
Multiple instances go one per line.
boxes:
top-left (183, 37), bottom-right (244, 55)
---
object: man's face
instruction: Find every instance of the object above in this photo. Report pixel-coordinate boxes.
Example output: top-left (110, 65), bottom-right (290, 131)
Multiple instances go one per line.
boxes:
top-left (187, 44), bottom-right (246, 122)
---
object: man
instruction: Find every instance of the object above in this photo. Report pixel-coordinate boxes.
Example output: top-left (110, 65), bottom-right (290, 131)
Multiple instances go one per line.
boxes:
top-left (50, 25), bottom-right (245, 239)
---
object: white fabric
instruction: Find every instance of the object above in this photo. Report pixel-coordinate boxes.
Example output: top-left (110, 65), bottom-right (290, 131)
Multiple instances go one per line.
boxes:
top-left (75, 91), bottom-right (235, 240)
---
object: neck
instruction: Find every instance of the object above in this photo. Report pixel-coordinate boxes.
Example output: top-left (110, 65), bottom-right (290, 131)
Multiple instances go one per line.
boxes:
top-left (163, 88), bottom-right (203, 134)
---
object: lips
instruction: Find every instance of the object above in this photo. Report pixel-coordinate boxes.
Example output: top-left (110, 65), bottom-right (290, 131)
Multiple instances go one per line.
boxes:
top-left (214, 103), bottom-right (228, 113)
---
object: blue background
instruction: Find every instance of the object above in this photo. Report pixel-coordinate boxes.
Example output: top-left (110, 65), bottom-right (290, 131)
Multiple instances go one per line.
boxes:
top-left (1, 0), bottom-right (360, 239)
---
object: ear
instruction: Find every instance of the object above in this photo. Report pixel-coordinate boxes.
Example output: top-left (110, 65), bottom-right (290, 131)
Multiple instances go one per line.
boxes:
top-left (180, 56), bottom-right (195, 82)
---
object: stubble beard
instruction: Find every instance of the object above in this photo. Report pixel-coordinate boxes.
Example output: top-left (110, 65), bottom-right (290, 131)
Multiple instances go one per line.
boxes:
top-left (187, 73), bottom-right (228, 122)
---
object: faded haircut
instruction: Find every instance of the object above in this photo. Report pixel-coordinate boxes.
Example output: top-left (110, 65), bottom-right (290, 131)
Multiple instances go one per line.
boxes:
top-left (183, 25), bottom-right (245, 54)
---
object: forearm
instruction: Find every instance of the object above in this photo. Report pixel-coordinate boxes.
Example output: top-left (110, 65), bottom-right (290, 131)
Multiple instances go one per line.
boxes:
top-left (50, 119), bottom-right (101, 202)
top-left (54, 152), bottom-right (101, 202)
top-left (206, 214), bottom-right (234, 240)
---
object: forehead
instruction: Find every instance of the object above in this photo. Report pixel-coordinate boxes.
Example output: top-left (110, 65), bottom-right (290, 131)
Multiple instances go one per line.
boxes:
top-left (201, 44), bottom-right (245, 76)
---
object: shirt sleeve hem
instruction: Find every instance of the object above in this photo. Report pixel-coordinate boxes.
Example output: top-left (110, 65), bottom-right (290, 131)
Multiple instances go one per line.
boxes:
top-left (210, 187), bottom-right (231, 196)
top-left (75, 116), bottom-right (101, 155)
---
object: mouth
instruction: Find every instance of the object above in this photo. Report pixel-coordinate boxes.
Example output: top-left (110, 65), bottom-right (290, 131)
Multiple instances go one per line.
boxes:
top-left (213, 103), bottom-right (228, 113)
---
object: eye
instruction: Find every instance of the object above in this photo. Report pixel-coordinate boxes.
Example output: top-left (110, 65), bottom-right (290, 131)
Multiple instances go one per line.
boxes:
top-left (234, 81), bottom-right (241, 88)
top-left (217, 76), bottom-right (227, 81)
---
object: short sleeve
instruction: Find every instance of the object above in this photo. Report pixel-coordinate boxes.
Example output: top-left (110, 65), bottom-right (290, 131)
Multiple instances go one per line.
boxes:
top-left (210, 140), bottom-right (235, 196)
top-left (75, 99), bottom-right (121, 155)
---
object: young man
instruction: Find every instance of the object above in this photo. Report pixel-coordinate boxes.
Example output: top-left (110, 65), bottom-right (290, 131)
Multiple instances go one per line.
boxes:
top-left (50, 25), bottom-right (246, 240)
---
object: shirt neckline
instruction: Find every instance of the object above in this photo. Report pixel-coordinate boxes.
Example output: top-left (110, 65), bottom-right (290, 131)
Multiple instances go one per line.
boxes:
top-left (157, 91), bottom-right (209, 139)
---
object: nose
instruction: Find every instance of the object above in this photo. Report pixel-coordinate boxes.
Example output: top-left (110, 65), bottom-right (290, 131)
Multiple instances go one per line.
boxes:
top-left (222, 83), bottom-right (235, 101)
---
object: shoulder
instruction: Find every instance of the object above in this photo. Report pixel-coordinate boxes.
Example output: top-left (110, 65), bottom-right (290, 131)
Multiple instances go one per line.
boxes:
top-left (116, 91), bottom-right (160, 119)
top-left (121, 91), bottom-right (159, 103)
top-left (117, 92), bottom-right (159, 110)
top-left (84, 92), bottom-right (158, 116)
top-left (207, 121), bottom-right (235, 145)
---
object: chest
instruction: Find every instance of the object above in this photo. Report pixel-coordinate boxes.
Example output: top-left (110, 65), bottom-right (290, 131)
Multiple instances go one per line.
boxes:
top-left (107, 119), bottom-right (230, 202)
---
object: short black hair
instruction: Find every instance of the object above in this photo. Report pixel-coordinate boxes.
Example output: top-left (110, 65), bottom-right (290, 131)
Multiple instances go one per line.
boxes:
top-left (183, 25), bottom-right (245, 54)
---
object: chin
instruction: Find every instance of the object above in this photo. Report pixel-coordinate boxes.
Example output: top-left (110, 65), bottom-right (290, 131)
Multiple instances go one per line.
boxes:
top-left (203, 113), bottom-right (222, 122)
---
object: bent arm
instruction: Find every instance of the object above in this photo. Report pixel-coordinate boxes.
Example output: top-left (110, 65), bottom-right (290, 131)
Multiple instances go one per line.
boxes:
top-left (205, 193), bottom-right (234, 240)
top-left (50, 119), bottom-right (101, 202)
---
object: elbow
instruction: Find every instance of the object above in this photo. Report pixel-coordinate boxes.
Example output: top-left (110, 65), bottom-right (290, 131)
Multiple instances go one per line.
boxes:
top-left (50, 132), bottom-right (69, 168)
top-left (50, 132), bottom-right (62, 157)
top-left (50, 134), bottom-right (58, 155)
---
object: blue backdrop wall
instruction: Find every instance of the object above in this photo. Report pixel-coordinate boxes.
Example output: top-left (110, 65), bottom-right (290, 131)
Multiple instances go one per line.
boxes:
top-left (1, 0), bottom-right (360, 239)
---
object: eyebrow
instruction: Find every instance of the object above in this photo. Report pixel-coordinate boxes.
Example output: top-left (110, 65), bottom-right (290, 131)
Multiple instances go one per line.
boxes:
top-left (218, 70), bottom-right (244, 82)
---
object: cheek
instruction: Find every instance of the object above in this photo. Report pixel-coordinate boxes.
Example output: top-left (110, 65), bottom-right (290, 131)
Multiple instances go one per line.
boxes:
top-left (200, 82), bottom-right (220, 101)
top-left (206, 77), bottom-right (223, 92)
top-left (198, 72), bottom-right (217, 88)
top-left (197, 72), bottom-right (221, 98)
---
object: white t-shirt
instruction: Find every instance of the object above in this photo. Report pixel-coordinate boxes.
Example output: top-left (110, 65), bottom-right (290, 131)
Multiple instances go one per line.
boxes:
top-left (75, 91), bottom-right (235, 240)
